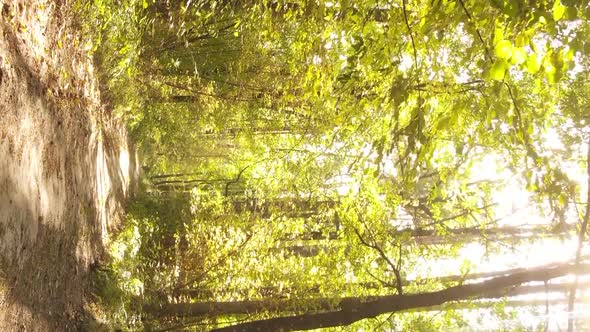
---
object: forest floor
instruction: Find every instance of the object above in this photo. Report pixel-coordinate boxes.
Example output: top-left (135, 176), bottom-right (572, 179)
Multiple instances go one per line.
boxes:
top-left (0, 0), bottom-right (138, 330)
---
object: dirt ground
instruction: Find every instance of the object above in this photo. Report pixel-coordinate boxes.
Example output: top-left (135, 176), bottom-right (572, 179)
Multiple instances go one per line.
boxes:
top-left (0, 0), bottom-right (139, 330)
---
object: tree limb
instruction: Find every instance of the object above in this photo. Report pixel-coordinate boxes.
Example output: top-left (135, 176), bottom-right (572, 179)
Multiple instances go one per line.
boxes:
top-left (456, 0), bottom-right (492, 62)
top-left (401, 0), bottom-right (418, 71)
top-left (354, 228), bottom-right (404, 295)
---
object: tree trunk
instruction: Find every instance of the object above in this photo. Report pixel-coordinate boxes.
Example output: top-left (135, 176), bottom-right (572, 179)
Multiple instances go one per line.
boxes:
top-left (278, 224), bottom-right (576, 254)
top-left (208, 262), bottom-right (589, 332)
top-left (145, 262), bottom-right (589, 322)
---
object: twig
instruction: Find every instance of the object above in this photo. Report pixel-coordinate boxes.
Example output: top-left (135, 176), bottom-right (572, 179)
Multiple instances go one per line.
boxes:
top-left (412, 87), bottom-right (483, 94)
top-left (456, 0), bottom-right (492, 62)
top-left (505, 82), bottom-right (523, 127)
top-left (365, 268), bottom-right (395, 288)
top-left (401, 0), bottom-right (418, 71)
top-left (412, 80), bottom-right (485, 90)
top-left (224, 164), bottom-right (251, 196)
top-left (354, 228), bottom-right (404, 294)
top-left (418, 203), bottom-right (498, 228)
top-left (397, 242), bottom-right (403, 273)
top-left (162, 80), bottom-right (260, 103)
top-left (375, 311), bottom-right (396, 331)
top-left (171, 232), bottom-right (253, 292)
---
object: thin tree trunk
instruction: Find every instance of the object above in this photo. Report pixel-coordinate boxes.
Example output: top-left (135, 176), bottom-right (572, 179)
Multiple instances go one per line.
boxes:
top-left (567, 135), bottom-right (590, 332)
top-left (174, 272), bottom-right (590, 303)
top-left (278, 224), bottom-right (576, 256)
top-left (150, 172), bottom-right (204, 180)
top-left (280, 223), bottom-right (576, 247)
top-left (408, 296), bottom-right (590, 313)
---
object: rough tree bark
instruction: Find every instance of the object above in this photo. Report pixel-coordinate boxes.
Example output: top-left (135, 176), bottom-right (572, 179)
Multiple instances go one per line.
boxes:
top-left (144, 262), bottom-right (589, 330)
top-left (206, 262), bottom-right (589, 332)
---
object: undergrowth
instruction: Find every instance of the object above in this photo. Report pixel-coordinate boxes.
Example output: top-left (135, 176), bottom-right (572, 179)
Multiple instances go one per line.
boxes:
top-left (72, 0), bottom-right (149, 329)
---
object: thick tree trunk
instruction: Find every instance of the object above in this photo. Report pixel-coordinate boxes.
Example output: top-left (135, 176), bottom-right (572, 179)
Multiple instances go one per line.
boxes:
top-left (171, 279), bottom-right (590, 313)
top-left (145, 262), bottom-right (589, 319)
top-left (207, 262), bottom-right (589, 332)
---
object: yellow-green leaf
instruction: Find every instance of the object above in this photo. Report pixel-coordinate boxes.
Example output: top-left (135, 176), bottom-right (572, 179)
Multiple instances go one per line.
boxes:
top-left (553, 0), bottom-right (566, 21)
top-left (565, 48), bottom-right (574, 62)
top-left (436, 116), bottom-right (450, 131)
top-left (511, 47), bottom-right (526, 65)
top-left (525, 55), bottom-right (541, 74)
top-left (515, 34), bottom-right (527, 47)
top-left (545, 63), bottom-right (557, 83)
top-left (490, 59), bottom-right (508, 81)
top-left (493, 26), bottom-right (504, 46)
top-left (494, 40), bottom-right (513, 60)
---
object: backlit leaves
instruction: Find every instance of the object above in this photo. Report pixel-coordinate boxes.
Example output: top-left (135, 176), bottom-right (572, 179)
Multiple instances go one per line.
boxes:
top-left (85, 0), bottom-right (590, 330)
top-left (490, 59), bottom-right (508, 81)
top-left (494, 40), bottom-right (513, 60)
top-left (553, 0), bottom-right (566, 21)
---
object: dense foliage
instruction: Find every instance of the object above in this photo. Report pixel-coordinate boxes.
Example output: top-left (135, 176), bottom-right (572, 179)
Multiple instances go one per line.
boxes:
top-left (78, 0), bottom-right (590, 331)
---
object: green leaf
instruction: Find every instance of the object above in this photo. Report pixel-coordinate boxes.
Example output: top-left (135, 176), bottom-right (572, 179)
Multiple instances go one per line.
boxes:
top-left (565, 48), bottom-right (574, 62)
top-left (558, 193), bottom-right (567, 207)
top-left (436, 116), bottom-right (450, 131)
top-left (490, 59), bottom-right (508, 81)
top-left (525, 54), bottom-right (541, 74)
top-left (552, 50), bottom-right (565, 69)
top-left (545, 64), bottom-right (557, 83)
top-left (494, 40), bottom-right (513, 60)
top-left (553, 0), bottom-right (566, 21)
top-left (493, 26), bottom-right (504, 46)
top-left (511, 47), bottom-right (526, 65)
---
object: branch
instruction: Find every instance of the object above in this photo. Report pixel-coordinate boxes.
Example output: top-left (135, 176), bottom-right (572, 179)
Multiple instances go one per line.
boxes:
top-left (148, 268), bottom-right (590, 319)
top-left (364, 268), bottom-right (396, 288)
top-left (411, 79), bottom-right (485, 94)
top-left (224, 164), bottom-right (251, 196)
top-left (157, 22), bottom-right (237, 53)
top-left (162, 80), bottom-right (260, 103)
top-left (456, 0), bottom-right (492, 62)
top-left (153, 178), bottom-right (231, 187)
top-left (416, 203), bottom-right (498, 229)
top-left (354, 228), bottom-right (404, 295)
top-left (401, 0), bottom-right (418, 71)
